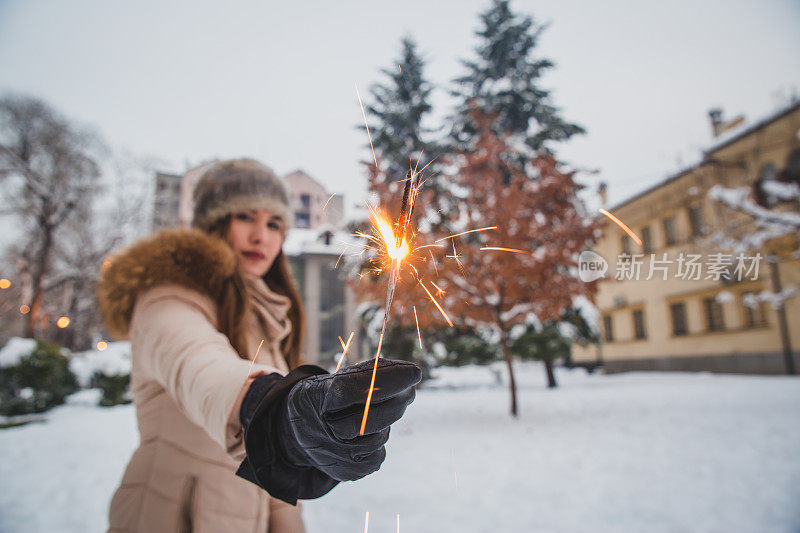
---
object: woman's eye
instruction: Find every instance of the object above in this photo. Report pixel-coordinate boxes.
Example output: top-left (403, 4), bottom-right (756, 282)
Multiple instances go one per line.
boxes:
top-left (268, 221), bottom-right (281, 231)
top-left (235, 213), bottom-right (254, 222)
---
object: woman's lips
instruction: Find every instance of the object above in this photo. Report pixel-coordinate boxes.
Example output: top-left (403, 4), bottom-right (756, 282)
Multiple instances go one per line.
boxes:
top-left (242, 251), bottom-right (266, 261)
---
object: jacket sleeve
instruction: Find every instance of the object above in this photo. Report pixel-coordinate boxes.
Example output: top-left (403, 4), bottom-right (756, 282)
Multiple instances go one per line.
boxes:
top-left (129, 285), bottom-right (282, 454)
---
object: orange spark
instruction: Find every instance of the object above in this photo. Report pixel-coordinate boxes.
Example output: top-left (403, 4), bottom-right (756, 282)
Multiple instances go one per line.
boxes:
top-left (19, 305), bottom-right (30, 314)
top-left (355, 85), bottom-right (379, 169)
top-left (56, 316), bottom-right (70, 328)
top-left (0, 278), bottom-right (10, 289)
top-left (322, 193), bottom-right (336, 212)
top-left (246, 339), bottom-right (265, 377)
top-left (420, 282), bottom-right (454, 327)
top-left (430, 281), bottom-right (444, 294)
top-left (480, 246), bottom-right (530, 255)
top-left (335, 331), bottom-right (354, 371)
top-left (599, 208), bottom-right (642, 245)
top-left (370, 206), bottom-right (410, 261)
top-left (429, 249), bottom-right (439, 277)
top-left (360, 334), bottom-right (384, 436)
top-left (413, 306), bottom-right (423, 349)
top-left (435, 226), bottom-right (498, 242)
top-left (96, 341), bottom-right (108, 351)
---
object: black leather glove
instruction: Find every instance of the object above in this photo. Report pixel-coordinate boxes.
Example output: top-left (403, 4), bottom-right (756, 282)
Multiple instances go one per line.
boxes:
top-left (235, 358), bottom-right (421, 505)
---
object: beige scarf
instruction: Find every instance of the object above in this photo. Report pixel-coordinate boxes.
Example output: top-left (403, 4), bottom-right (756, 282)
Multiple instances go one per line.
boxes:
top-left (243, 275), bottom-right (292, 368)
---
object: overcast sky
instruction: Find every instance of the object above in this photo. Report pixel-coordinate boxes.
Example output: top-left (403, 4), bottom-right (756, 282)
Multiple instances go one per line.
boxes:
top-left (1, 0), bottom-right (799, 215)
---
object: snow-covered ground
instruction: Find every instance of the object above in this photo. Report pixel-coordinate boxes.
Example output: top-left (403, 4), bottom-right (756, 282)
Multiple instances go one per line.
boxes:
top-left (1, 362), bottom-right (799, 532)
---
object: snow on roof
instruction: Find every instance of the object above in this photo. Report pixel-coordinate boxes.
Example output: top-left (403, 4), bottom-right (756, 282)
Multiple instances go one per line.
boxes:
top-left (282, 227), bottom-right (363, 257)
top-left (705, 100), bottom-right (800, 156)
top-left (610, 100), bottom-right (800, 212)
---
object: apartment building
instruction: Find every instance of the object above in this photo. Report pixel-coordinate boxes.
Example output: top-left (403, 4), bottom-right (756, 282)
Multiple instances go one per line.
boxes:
top-left (572, 102), bottom-right (800, 374)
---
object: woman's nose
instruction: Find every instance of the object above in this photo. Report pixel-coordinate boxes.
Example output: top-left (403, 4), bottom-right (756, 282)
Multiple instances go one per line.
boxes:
top-left (249, 225), bottom-right (268, 244)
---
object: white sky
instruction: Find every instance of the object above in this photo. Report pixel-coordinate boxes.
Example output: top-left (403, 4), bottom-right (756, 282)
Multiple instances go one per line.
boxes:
top-left (1, 0), bottom-right (799, 214)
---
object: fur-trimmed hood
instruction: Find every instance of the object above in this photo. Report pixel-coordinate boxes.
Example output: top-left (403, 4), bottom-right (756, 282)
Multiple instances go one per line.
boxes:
top-left (98, 228), bottom-right (237, 340)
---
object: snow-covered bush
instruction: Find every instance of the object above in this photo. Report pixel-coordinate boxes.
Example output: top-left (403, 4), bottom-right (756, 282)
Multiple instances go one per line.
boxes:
top-left (70, 342), bottom-right (132, 407)
top-left (90, 372), bottom-right (131, 407)
top-left (0, 339), bottom-right (79, 416)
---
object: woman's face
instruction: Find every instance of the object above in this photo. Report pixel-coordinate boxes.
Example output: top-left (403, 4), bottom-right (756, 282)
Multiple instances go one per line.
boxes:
top-left (226, 209), bottom-right (285, 278)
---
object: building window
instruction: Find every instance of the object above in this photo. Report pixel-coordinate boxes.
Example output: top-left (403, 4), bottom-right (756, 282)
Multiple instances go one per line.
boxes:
top-left (301, 193), bottom-right (311, 209)
top-left (742, 292), bottom-right (766, 328)
top-left (603, 315), bottom-right (614, 342)
top-left (786, 149), bottom-right (800, 185)
top-left (632, 309), bottom-right (646, 339)
top-left (754, 163), bottom-right (779, 207)
top-left (670, 302), bottom-right (688, 336)
top-left (641, 226), bottom-right (652, 254)
top-left (621, 235), bottom-right (632, 256)
top-left (663, 217), bottom-right (677, 246)
top-left (703, 297), bottom-right (725, 331)
top-left (295, 212), bottom-right (311, 228)
top-left (688, 205), bottom-right (703, 238)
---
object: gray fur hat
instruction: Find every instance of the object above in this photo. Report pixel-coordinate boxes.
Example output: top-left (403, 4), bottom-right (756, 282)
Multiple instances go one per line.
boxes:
top-left (191, 158), bottom-right (292, 235)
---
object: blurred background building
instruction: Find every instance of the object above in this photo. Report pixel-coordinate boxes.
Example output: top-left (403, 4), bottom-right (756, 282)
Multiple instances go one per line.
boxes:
top-left (572, 101), bottom-right (800, 374)
top-left (152, 164), bottom-right (361, 366)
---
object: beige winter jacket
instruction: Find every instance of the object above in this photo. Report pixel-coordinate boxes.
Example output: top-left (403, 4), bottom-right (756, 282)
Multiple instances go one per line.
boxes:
top-left (98, 229), bottom-right (305, 533)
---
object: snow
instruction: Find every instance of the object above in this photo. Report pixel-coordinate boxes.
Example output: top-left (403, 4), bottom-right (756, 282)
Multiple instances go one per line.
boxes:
top-left (761, 180), bottom-right (800, 201)
top-left (69, 342), bottom-right (132, 387)
top-left (1, 362), bottom-right (800, 532)
top-left (0, 337), bottom-right (36, 368)
top-left (282, 227), bottom-right (361, 257)
top-left (572, 294), bottom-right (600, 335)
top-left (757, 286), bottom-right (799, 310)
top-left (715, 291), bottom-right (735, 304)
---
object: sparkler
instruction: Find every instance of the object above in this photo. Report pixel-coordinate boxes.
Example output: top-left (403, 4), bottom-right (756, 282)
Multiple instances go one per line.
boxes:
top-left (359, 170), bottom-right (417, 435)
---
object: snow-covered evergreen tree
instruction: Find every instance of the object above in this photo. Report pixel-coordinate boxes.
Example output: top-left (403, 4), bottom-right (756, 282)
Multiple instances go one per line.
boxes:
top-left (450, 0), bottom-right (584, 157)
top-left (363, 36), bottom-right (439, 183)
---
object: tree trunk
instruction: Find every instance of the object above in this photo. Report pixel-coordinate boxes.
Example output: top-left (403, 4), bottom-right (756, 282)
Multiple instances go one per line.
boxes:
top-left (500, 335), bottom-right (518, 417)
top-left (543, 356), bottom-right (558, 388)
top-left (26, 228), bottom-right (53, 338)
top-left (768, 257), bottom-right (796, 375)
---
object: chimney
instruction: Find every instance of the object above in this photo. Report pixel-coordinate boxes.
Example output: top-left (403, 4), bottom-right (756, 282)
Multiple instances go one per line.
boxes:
top-left (708, 108), bottom-right (724, 137)
top-left (708, 108), bottom-right (745, 137)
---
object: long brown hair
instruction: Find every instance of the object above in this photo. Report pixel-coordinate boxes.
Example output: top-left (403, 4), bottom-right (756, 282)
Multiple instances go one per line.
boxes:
top-left (207, 216), bottom-right (305, 369)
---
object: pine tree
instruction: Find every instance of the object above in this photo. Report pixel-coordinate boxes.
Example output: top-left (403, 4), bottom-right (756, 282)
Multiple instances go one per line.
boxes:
top-left (363, 36), bottom-right (438, 183)
top-left (450, 0), bottom-right (584, 156)
top-left (437, 108), bottom-right (598, 414)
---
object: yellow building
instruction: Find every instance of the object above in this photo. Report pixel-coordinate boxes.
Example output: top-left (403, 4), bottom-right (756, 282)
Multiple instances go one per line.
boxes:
top-left (572, 102), bottom-right (800, 374)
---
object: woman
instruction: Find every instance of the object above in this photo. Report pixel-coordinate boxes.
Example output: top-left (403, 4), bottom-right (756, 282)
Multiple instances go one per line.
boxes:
top-left (99, 158), bottom-right (420, 532)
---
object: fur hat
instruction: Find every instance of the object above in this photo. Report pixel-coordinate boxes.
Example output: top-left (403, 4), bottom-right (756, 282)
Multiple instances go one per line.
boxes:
top-left (191, 158), bottom-right (292, 234)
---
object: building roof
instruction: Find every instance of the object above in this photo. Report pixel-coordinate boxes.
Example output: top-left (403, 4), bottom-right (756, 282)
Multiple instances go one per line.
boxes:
top-left (283, 169), bottom-right (327, 191)
top-left (609, 100), bottom-right (800, 212)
